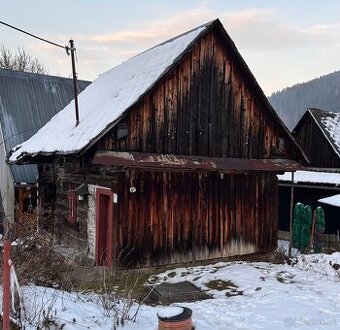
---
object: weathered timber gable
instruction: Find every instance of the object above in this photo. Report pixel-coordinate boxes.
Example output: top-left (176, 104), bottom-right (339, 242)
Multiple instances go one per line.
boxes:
top-left (294, 116), bottom-right (340, 167)
top-left (293, 108), bottom-right (340, 168)
top-left (99, 29), bottom-right (297, 160)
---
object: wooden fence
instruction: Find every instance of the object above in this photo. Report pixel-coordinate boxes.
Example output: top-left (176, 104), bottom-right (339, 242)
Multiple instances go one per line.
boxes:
top-left (278, 230), bottom-right (340, 252)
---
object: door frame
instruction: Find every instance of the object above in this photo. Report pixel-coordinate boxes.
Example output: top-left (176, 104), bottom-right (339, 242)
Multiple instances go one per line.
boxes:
top-left (95, 187), bottom-right (113, 267)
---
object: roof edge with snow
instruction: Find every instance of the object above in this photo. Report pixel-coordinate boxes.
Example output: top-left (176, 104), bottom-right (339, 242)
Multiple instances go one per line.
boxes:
top-left (9, 18), bottom-right (308, 165)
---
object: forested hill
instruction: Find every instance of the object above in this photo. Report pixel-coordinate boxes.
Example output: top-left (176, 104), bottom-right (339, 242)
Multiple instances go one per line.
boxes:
top-left (268, 70), bottom-right (340, 130)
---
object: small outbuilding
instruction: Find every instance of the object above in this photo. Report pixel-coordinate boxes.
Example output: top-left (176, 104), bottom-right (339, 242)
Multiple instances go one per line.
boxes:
top-left (9, 19), bottom-right (307, 268)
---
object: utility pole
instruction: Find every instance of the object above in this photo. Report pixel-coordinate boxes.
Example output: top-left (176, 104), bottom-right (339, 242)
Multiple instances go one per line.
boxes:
top-left (68, 40), bottom-right (80, 126)
top-left (0, 20), bottom-right (81, 127)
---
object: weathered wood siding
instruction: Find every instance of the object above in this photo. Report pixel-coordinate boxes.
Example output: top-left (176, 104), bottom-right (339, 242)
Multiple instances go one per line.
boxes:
top-left (38, 159), bottom-right (104, 264)
top-left (99, 29), bottom-right (296, 160)
top-left (294, 116), bottom-right (340, 167)
top-left (115, 171), bottom-right (278, 267)
top-left (36, 26), bottom-right (292, 267)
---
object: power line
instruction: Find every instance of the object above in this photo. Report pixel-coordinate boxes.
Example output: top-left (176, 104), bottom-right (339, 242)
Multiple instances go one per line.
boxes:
top-left (0, 19), bottom-right (80, 126)
top-left (0, 126), bottom-right (42, 148)
top-left (0, 20), bottom-right (68, 51)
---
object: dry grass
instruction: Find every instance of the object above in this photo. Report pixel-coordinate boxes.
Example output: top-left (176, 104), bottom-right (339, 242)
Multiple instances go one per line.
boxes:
top-left (205, 279), bottom-right (237, 291)
top-left (0, 221), bottom-right (74, 290)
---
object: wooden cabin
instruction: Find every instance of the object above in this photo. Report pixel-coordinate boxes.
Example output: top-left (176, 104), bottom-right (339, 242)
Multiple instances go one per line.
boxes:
top-left (9, 19), bottom-right (307, 268)
top-left (293, 108), bottom-right (340, 168)
top-left (0, 68), bottom-right (90, 231)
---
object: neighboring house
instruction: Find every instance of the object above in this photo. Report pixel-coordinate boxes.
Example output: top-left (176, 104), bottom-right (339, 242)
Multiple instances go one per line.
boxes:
top-left (9, 19), bottom-right (307, 268)
top-left (292, 108), bottom-right (340, 168)
top-left (278, 170), bottom-right (340, 234)
top-left (277, 108), bottom-right (340, 234)
top-left (0, 68), bottom-right (90, 228)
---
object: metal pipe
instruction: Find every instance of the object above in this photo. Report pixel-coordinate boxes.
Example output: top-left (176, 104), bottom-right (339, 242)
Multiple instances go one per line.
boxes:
top-left (69, 40), bottom-right (80, 126)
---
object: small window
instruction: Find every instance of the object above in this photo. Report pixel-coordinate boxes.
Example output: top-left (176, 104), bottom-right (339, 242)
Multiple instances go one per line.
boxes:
top-left (67, 191), bottom-right (77, 224)
top-left (117, 122), bottom-right (128, 139)
top-left (278, 138), bottom-right (285, 153)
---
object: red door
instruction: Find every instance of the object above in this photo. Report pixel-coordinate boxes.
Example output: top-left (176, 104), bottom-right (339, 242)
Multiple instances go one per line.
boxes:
top-left (95, 188), bottom-right (113, 267)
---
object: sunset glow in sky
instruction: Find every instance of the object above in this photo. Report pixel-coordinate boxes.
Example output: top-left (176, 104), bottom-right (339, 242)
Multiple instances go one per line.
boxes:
top-left (1, 0), bottom-right (340, 95)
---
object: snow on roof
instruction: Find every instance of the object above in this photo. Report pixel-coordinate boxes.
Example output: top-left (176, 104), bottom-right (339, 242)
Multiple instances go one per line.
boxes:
top-left (320, 111), bottom-right (340, 157)
top-left (9, 22), bottom-right (210, 162)
top-left (306, 108), bottom-right (340, 158)
top-left (318, 194), bottom-right (340, 207)
top-left (278, 170), bottom-right (340, 185)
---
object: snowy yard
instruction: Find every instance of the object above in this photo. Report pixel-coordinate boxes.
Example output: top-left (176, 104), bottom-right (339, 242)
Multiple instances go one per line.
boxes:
top-left (1, 244), bottom-right (340, 329)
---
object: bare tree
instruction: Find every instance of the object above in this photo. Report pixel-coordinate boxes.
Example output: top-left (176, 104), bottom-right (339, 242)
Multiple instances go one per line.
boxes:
top-left (0, 46), bottom-right (48, 74)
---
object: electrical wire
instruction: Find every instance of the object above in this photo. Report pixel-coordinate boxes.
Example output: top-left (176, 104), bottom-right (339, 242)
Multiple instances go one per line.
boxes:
top-left (0, 126), bottom-right (42, 148)
top-left (0, 19), bottom-right (80, 136)
top-left (0, 20), bottom-right (68, 51)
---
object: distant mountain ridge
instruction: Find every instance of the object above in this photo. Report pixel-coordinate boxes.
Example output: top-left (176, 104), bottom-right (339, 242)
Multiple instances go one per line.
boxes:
top-left (268, 70), bottom-right (340, 130)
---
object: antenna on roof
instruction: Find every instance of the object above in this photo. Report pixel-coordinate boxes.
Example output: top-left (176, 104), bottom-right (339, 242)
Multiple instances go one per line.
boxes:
top-left (67, 40), bottom-right (80, 126)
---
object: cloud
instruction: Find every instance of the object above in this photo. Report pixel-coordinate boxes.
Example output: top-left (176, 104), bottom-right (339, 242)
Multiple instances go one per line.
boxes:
top-left (27, 5), bottom-right (340, 90)
top-left (219, 9), bottom-right (340, 51)
top-left (66, 7), bottom-right (340, 54)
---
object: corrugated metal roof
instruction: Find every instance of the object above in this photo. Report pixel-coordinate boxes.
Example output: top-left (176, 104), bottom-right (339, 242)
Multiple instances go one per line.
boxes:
top-left (0, 189), bottom-right (4, 227)
top-left (0, 68), bottom-right (90, 183)
top-left (0, 189), bottom-right (3, 212)
top-left (93, 151), bottom-right (305, 173)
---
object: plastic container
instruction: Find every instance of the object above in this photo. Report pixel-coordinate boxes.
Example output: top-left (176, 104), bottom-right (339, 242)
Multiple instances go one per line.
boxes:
top-left (157, 306), bottom-right (192, 330)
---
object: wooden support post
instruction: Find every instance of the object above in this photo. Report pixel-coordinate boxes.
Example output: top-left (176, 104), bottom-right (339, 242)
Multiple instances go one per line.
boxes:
top-left (2, 239), bottom-right (11, 330)
top-left (309, 210), bottom-right (316, 253)
top-left (288, 172), bottom-right (294, 257)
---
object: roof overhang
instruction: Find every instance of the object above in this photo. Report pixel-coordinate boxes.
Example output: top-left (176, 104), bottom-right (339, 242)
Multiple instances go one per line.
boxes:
top-left (318, 194), bottom-right (340, 207)
top-left (92, 151), bottom-right (305, 173)
top-left (278, 169), bottom-right (340, 186)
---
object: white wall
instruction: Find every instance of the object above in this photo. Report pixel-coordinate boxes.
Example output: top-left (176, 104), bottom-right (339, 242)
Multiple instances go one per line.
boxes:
top-left (0, 123), bottom-right (15, 225)
top-left (86, 184), bottom-right (97, 260)
top-left (86, 184), bottom-right (113, 262)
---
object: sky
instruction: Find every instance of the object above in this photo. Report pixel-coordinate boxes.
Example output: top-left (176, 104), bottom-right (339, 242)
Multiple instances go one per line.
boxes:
top-left (1, 0), bottom-right (340, 95)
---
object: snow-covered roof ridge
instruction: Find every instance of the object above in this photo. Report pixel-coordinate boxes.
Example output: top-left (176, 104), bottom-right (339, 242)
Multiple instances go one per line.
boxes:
top-left (9, 20), bottom-right (215, 162)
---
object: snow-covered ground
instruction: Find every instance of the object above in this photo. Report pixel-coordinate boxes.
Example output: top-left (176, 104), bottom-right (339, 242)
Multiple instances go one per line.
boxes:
top-left (1, 245), bottom-right (340, 329)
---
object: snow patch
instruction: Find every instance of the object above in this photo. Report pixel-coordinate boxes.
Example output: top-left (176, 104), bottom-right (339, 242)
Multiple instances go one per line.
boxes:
top-left (157, 306), bottom-right (184, 318)
top-left (278, 170), bottom-right (340, 185)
